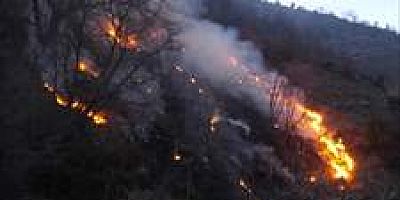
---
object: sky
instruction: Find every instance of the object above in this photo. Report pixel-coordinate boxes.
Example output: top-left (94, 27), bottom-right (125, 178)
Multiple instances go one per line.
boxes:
top-left (264, 0), bottom-right (399, 32)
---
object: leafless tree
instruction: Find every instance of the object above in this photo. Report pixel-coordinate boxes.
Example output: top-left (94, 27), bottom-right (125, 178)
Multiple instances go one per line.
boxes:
top-left (30, 0), bottom-right (181, 138)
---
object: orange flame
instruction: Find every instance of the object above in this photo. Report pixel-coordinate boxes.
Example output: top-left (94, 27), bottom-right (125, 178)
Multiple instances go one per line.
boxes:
top-left (309, 175), bottom-right (317, 183)
top-left (44, 83), bottom-right (108, 126)
top-left (238, 178), bottom-right (252, 193)
top-left (225, 56), bottom-right (356, 182)
top-left (55, 94), bottom-right (69, 107)
top-left (124, 34), bottom-right (139, 49)
top-left (295, 103), bottom-right (355, 182)
top-left (210, 114), bottom-right (220, 125)
top-left (104, 19), bottom-right (138, 49)
top-left (92, 112), bottom-right (108, 125)
top-left (77, 60), bottom-right (99, 78)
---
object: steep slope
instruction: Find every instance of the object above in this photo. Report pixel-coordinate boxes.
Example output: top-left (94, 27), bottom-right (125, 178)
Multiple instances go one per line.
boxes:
top-left (204, 0), bottom-right (400, 173)
top-left (205, 0), bottom-right (400, 97)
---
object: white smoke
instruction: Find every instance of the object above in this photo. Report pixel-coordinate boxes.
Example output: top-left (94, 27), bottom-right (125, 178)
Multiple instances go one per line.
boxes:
top-left (176, 15), bottom-right (314, 139)
top-left (170, 1), bottom-right (298, 183)
top-left (178, 20), bottom-right (277, 114)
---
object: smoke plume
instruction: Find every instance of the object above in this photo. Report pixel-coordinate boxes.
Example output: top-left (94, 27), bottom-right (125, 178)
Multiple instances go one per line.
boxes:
top-left (178, 20), bottom-right (278, 114)
top-left (169, 0), bottom-right (297, 184)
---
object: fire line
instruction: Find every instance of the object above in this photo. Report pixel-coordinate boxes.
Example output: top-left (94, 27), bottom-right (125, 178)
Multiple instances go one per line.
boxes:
top-left (44, 83), bottom-right (108, 126)
top-left (226, 55), bottom-right (356, 182)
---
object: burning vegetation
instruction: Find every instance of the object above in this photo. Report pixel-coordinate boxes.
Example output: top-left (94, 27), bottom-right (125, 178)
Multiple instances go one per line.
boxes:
top-left (45, 83), bottom-right (108, 126)
top-left (22, 0), bottom-right (400, 199)
top-left (103, 19), bottom-right (139, 50)
top-left (173, 49), bottom-right (356, 184)
top-left (295, 103), bottom-right (355, 182)
top-left (224, 54), bottom-right (356, 182)
top-left (76, 60), bottom-right (100, 78)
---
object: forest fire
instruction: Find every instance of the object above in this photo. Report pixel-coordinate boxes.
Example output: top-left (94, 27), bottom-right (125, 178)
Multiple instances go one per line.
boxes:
top-left (225, 55), bottom-right (356, 182)
top-left (169, 55), bottom-right (356, 182)
top-left (92, 112), bottom-right (108, 125)
top-left (309, 175), bottom-right (317, 183)
top-left (44, 83), bottom-right (108, 126)
top-left (77, 61), bottom-right (89, 72)
top-left (104, 20), bottom-right (139, 49)
top-left (77, 60), bottom-right (99, 78)
top-left (294, 103), bottom-right (355, 182)
top-left (55, 93), bottom-right (69, 107)
top-left (26, 0), bottom-right (399, 199)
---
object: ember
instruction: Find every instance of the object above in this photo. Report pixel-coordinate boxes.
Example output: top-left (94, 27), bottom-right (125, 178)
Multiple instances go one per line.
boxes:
top-left (92, 112), bottom-right (107, 125)
top-left (339, 185), bottom-right (346, 191)
top-left (175, 65), bottom-right (184, 72)
top-left (44, 82), bottom-right (54, 92)
top-left (209, 113), bottom-right (221, 132)
top-left (55, 94), bottom-right (69, 107)
top-left (239, 179), bottom-right (247, 188)
top-left (190, 77), bottom-right (197, 84)
top-left (238, 178), bottom-right (252, 193)
top-left (77, 61), bottom-right (88, 72)
top-left (198, 88), bottom-right (204, 94)
top-left (77, 60), bottom-right (99, 78)
top-left (173, 152), bottom-right (182, 161)
top-left (309, 175), bottom-right (317, 183)
top-left (168, 54), bottom-right (356, 182)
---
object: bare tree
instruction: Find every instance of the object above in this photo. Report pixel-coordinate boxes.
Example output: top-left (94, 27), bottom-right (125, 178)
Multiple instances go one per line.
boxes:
top-left (30, 0), bottom-right (179, 138)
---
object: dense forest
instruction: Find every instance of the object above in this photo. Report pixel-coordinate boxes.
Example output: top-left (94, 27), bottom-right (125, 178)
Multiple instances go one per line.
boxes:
top-left (1, 0), bottom-right (399, 200)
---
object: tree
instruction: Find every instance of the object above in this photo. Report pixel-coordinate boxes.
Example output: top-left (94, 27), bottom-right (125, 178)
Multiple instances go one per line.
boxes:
top-left (30, 0), bottom-right (178, 138)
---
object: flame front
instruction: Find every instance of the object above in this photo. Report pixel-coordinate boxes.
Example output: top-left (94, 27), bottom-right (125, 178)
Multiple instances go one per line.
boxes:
top-left (55, 94), bottom-right (69, 107)
top-left (295, 103), bottom-right (355, 181)
top-left (170, 55), bottom-right (356, 182)
top-left (104, 19), bottom-right (138, 49)
top-left (92, 112), bottom-right (107, 125)
top-left (44, 83), bottom-right (108, 126)
top-left (225, 56), bottom-right (355, 182)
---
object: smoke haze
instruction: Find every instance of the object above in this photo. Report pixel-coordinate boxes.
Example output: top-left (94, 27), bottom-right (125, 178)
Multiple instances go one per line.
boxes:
top-left (178, 20), bottom-right (276, 114)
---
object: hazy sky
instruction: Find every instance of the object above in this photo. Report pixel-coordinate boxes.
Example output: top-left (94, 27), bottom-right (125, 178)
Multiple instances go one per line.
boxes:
top-left (264, 0), bottom-right (399, 31)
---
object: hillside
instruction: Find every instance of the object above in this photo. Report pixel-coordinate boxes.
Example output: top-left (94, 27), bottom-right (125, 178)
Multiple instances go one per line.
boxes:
top-left (205, 0), bottom-right (400, 173)
top-left (206, 0), bottom-right (400, 97)
top-left (1, 0), bottom-right (399, 200)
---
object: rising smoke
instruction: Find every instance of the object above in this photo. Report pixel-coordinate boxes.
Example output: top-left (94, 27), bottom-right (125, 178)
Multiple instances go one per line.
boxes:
top-left (168, 0), bottom-right (297, 184)
top-left (172, 1), bottom-right (356, 187)
top-left (175, 9), bottom-right (304, 127)
top-left (178, 20), bottom-right (273, 113)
